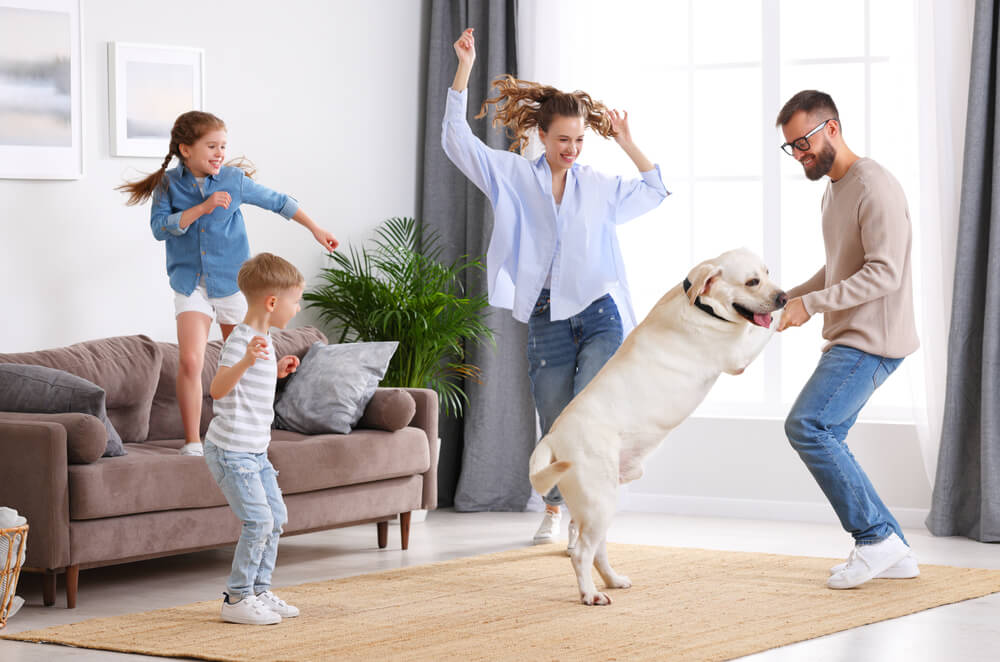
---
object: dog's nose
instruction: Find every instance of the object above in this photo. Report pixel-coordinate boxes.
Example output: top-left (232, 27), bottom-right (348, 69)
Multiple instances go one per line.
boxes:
top-left (775, 291), bottom-right (788, 308)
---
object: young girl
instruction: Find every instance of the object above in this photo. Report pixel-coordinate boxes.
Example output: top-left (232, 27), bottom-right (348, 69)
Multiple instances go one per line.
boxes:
top-left (118, 111), bottom-right (338, 456)
top-left (443, 28), bottom-right (670, 547)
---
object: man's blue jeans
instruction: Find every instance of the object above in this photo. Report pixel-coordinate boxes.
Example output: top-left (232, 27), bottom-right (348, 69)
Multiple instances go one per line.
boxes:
top-left (204, 440), bottom-right (287, 598)
top-left (784, 344), bottom-right (907, 545)
top-left (527, 289), bottom-right (623, 507)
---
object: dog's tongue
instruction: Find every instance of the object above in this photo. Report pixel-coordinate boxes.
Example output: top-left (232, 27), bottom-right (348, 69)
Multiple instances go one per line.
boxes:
top-left (753, 312), bottom-right (772, 328)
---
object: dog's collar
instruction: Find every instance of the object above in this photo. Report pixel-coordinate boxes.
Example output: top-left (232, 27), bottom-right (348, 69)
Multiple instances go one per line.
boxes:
top-left (683, 278), bottom-right (733, 323)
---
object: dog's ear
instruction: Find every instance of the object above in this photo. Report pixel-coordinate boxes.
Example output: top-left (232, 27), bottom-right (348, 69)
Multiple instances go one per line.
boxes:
top-left (686, 263), bottom-right (723, 305)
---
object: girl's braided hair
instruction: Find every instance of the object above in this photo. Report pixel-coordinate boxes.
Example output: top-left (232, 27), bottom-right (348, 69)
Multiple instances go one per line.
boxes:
top-left (116, 110), bottom-right (256, 206)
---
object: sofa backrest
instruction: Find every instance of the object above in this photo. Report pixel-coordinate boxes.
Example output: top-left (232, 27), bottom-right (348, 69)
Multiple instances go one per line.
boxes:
top-left (0, 335), bottom-right (162, 442)
top-left (145, 326), bottom-right (328, 441)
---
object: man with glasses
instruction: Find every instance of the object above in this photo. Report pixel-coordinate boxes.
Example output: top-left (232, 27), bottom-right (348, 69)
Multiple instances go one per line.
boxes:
top-left (775, 90), bottom-right (920, 589)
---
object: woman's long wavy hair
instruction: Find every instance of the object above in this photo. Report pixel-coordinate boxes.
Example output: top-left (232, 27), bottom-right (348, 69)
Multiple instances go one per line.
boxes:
top-left (476, 75), bottom-right (615, 154)
top-left (116, 110), bottom-right (256, 206)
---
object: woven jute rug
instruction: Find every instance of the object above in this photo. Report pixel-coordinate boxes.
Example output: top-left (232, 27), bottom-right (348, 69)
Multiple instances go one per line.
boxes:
top-left (6, 544), bottom-right (1000, 661)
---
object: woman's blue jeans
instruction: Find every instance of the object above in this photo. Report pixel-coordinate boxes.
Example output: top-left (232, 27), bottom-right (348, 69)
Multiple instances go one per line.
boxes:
top-left (204, 440), bottom-right (287, 598)
top-left (527, 289), bottom-right (623, 507)
top-left (784, 344), bottom-right (907, 545)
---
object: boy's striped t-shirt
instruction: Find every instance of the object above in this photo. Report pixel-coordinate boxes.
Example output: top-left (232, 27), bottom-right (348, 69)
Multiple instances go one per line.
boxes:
top-left (205, 323), bottom-right (277, 453)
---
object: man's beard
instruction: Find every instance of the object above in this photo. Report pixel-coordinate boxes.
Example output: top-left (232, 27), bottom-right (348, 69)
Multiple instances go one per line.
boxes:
top-left (804, 142), bottom-right (836, 181)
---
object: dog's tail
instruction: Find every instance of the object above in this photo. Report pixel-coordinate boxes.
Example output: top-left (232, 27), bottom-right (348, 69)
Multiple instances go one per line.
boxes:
top-left (528, 438), bottom-right (572, 496)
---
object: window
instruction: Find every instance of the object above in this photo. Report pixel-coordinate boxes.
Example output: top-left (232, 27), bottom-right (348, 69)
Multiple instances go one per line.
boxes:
top-left (523, 0), bottom-right (920, 421)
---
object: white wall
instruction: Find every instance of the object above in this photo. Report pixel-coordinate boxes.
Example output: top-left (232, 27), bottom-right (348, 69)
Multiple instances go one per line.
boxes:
top-left (0, 0), bottom-right (427, 353)
top-left (622, 417), bottom-right (932, 528)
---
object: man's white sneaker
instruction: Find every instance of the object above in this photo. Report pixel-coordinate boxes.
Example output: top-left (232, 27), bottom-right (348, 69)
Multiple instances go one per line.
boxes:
top-left (179, 442), bottom-right (204, 456)
top-left (829, 550), bottom-right (919, 579)
top-left (533, 509), bottom-right (561, 545)
top-left (827, 533), bottom-right (911, 589)
top-left (220, 593), bottom-right (281, 625)
top-left (256, 590), bottom-right (299, 618)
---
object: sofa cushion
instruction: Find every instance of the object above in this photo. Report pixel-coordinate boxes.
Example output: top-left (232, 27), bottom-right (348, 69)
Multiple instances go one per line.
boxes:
top-left (0, 411), bottom-right (107, 464)
top-left (274, 341), bottom-right (398, 435)
top-left (357, 388), bottom-right (416, 432)
top-left (68, 443), bottom-right (227, 519)
top-left (146, 326), bottom-right (327, 441)
top-left (0, 364), bottom-right (125, 457)
top-left (67, 426), bottom-right (429, 519)
top-left (267, 427), bottom-right (430, 496)
top-left (0, 336), bottom-right (161, 442)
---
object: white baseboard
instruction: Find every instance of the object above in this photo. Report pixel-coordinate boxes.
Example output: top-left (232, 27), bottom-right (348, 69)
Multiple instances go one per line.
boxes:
top-left (618, 492), bottom-right (930, 530)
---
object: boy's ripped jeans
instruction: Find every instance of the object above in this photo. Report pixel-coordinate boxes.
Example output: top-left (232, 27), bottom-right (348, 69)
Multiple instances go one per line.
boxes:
top-left (204, 440), bottom-right (287, 598)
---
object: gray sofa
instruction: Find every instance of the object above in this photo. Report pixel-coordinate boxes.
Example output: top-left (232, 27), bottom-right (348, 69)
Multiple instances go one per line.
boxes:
top-left (0, 327), bottom-right (438, 608)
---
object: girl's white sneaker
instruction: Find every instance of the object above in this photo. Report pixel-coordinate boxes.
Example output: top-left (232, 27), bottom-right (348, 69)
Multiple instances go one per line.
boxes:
top-left (220, 593), bottom-right (281, 625)
top-left (256, 590), bottom-right (299, 618)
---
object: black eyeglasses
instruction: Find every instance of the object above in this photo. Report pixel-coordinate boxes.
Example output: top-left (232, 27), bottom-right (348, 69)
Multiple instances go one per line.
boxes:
top-left (780, 119), bottom-right (834, 156)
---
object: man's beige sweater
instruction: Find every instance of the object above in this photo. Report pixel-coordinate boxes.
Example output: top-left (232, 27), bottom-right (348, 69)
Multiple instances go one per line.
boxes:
top-left (787, 157), bottom-right (919, 358)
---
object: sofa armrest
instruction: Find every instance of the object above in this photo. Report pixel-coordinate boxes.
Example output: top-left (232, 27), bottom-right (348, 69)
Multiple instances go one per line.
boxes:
top-left (0, 412), bottom-right (106, 463)
top-left (0, 417), bottom-right (72, 570)
top-left (400, 388), bottom-right (438, 510)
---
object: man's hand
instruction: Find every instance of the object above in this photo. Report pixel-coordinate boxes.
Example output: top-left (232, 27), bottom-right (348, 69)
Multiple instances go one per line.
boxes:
top-left (777, 297), bottom-right (811, 331)
top-left (277, 355), bottom-right (300, 379)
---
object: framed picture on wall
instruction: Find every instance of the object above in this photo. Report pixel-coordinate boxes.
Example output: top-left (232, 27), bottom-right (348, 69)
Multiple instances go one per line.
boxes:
top-left (108, 42), bottom-right (205, 158)
top-left (0, 0), bottom-right (83, 180)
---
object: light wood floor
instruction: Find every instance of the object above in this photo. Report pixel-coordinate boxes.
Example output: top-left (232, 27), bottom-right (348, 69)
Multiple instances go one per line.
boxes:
top-left (2, 510), bottom-right (998, 661)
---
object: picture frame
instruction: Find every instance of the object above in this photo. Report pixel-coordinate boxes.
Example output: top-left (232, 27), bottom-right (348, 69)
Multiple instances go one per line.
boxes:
top-left (0, 0), bottom-right (83, 180)
top-left (108, 42), bottom-right (205, 158)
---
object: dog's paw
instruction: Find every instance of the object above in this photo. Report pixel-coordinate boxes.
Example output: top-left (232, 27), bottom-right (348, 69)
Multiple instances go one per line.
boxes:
top-left (607, 575), bottom-right (631, 589)
top-left (581, 591), bottom-right (612, 606)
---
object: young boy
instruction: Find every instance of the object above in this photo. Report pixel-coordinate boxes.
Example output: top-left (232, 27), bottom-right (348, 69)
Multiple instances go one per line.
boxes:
top-left (203, 252), bottom-right (306, 624)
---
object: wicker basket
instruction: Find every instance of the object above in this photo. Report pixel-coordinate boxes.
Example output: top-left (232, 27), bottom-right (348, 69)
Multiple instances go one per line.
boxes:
top-left (0, 524), bottom-right (28, 628)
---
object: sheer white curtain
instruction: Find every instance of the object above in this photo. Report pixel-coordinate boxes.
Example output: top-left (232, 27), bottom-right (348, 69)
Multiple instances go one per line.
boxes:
top-left (913, 0), bottom-right (974, 483)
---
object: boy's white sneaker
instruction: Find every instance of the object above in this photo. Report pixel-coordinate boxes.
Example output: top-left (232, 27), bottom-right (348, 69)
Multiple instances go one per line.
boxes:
top-left (533, 509), bottom-right (561, 544)
top-left (220, 593), bottom-right (281, 625)
top-left (256, 590), bottom-right (299, 618)
top-left (827, 533), bottom-right (911, 589)
top-left (179, 442), bottom-right (204, 456)
top-left (829, 550), bottom-right (919, 579)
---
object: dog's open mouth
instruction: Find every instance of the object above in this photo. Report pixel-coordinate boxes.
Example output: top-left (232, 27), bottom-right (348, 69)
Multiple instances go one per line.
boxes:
top-left (733, 303), bottom-right (772, 328)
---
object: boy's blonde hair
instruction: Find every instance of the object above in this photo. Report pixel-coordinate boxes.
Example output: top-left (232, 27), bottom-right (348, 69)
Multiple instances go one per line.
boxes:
top-left (238, 253), bottom-right (305, 298)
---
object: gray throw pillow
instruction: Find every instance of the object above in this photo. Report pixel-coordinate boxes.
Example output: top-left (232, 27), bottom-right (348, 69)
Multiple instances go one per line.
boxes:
top-left (0, 364), bottom-right (126, 457)
top-left (274, 341), bottom-right (398, 435)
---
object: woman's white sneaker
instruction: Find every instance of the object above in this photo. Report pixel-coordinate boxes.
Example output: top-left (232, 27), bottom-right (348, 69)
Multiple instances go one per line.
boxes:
top-left (533, 509), bottom-right (561, 544)
top-left (256, 590), bottom-right (299, 618)
top-left (829, 550), bottom-right (919, 579)
top-left (220, 593), bottom-right (281, 625)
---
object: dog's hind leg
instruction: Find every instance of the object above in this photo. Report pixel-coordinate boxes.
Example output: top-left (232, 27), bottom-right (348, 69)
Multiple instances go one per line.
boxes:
top-left (594, 537), bottom-right (631, 590)
top-left (571, 497), bottom-right (616, 606)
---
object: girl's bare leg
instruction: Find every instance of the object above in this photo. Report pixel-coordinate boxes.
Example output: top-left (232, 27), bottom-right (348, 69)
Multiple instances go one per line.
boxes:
top-left (176, 311), bottom-right (212, 453)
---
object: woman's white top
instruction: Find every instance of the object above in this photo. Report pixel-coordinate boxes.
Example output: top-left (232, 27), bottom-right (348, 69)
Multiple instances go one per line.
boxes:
top-left (441, 87), bottom-right (670, 331)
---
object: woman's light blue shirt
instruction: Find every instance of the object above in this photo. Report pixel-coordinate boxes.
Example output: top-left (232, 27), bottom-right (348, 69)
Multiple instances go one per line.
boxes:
top-left (441, 87), bottom-right (669, 332)
top-left (150, 164), bottom-right (299, 298)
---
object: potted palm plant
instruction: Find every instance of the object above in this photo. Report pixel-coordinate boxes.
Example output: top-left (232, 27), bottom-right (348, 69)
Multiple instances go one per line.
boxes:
top-left (303, 216), bottom-right (495, 417)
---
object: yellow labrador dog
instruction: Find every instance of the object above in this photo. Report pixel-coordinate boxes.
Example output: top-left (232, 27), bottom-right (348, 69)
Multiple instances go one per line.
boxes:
top-left (529, 248), bottom-right (787, 605)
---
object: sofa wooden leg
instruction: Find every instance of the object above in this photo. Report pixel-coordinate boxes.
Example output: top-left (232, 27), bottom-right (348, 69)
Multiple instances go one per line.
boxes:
top-left (66, 564), bottom-right (79, 609)
top-left (377, 521), bottom-right (388, 549)
top-left (400, 511), bottom-right (411, 550)
top-left (43, 570), bottom-right (57, 607)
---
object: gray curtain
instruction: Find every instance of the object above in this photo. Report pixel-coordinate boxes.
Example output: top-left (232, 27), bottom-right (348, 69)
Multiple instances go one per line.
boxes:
top-left (419, 0), bottom-right (537, 510)
top-left (926, 0), bottom-right (1000, 542)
